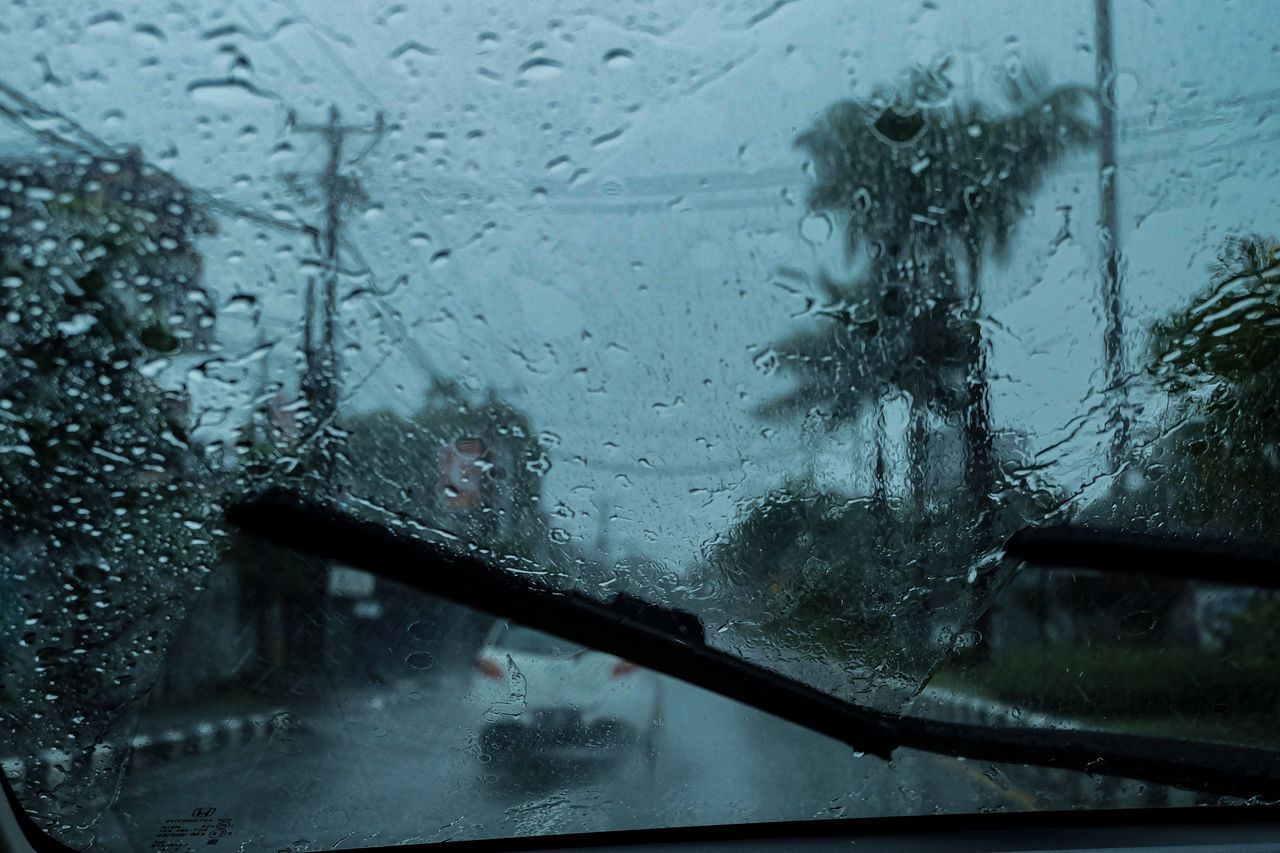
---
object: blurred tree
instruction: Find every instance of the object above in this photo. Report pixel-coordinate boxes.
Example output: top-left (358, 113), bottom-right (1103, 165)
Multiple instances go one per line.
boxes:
top-left (337, 384), bottom-right (549, 558)
top-left (1148, 235), bottom-right (1280, 539)
top-left (696, 475), bottom-right (1059, 685)
top-left (764, 60), bottom-right (1093, 523)
top-left (0, 152), bottom-right (216, 794)
top-left (976, 236), bottom-right (1280, 668)
top-left (223, 375), bottom-right (555, 689)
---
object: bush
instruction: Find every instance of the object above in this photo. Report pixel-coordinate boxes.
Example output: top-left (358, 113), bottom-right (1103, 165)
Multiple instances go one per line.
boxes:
top-left (959, 644), bottom-right (1279, 719)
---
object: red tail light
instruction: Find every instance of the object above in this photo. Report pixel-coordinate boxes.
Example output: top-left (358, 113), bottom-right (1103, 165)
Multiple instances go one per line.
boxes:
top-left (475, 657), bottom-right (503, 680)
top-left (612, 660), bottom-right (640, 678)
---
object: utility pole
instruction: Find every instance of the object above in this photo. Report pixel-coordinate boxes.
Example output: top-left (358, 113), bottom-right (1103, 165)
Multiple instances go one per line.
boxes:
top-left (284, 106), bottom-right (383, 684)
top-left (289, 105), bottom-right (383, 476)
top-left (1095, 0), bottom-right (1126, 459)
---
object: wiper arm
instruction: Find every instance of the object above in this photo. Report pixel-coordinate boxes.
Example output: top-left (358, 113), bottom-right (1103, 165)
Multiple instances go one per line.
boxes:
top-left (1006, 526), bottom-right (1280, 588)
top-left (229, 488), bottom-right (1280, 801)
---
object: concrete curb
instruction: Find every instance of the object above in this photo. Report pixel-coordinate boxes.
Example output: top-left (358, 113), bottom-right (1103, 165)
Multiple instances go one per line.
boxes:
top-left (906, 686), bottom-right (1082, 730)
top-left (2, 674), bottom-right (456, 796)
top-left (3, 708), bottom-right (301, 795)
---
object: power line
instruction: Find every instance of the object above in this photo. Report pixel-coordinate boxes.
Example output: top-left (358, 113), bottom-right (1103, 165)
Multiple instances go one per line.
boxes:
top-left (281, 0), bottom-right (383, 111)
top-left (352, 96), bottom-right (1280, 218)
top-left (525, 125), bottom-right (1280, 216)
top-left (1119, 86), bottom-right (1280, 141)
top-left (0, 76), bottom-right (319, 239)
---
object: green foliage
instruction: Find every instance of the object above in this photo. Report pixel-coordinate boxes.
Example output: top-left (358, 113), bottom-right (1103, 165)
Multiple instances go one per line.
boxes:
top-left (1147, 235), bottom-right (1280, 536)
top-left (798, 61), bottom-right (1094, 274)
top-left (953, 643), bottom-right (1278, 721)
top-left (762, 59), bottom-right (1093, 520)
top-left (758, 271), bottom-right (980, 423)
top-left (698, 464), bottom-right (1064, 683)
top-left (1152, 236), bottom-right (1280, 389)
top-left (767, 62), bottom-right (1093, 423)
top-left (701, 482), bottom-right (1019, 678)
top-left (0, 157), bottom-right (213, 546)
top-left (702, 487), bottom-right (914, 660)
top-left (1222, 592), bottom-right (1280, 659)
top-left (335, 388), bottom-right (549, 559)
top-left (0, 155), bottom-right (217, 783)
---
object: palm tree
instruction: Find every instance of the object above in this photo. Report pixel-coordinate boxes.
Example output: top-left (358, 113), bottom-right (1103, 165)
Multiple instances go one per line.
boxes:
top-left (1149, 235), bottom-right (1280, 538)
top-left (763, 60), bottom-right (1093, 522)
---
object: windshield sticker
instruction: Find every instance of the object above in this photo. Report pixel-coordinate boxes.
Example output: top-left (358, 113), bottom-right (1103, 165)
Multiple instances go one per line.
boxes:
top-left (150, 809), bottom-right (234, 852)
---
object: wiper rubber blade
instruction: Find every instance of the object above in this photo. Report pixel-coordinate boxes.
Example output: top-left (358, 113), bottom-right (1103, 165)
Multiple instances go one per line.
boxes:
top-left (229, 488), bottom-right (1280, 800)
top-left (1007, 526), bottom-right (1280, 588)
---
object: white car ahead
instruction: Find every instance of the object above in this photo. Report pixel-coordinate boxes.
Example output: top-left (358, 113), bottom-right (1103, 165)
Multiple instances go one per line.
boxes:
top-left (471, 621), bottom-right (663, 767)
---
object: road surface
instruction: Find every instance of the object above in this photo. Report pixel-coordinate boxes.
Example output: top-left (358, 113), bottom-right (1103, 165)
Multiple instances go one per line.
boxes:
top-left (39, 671), bottom-right (1185, 851)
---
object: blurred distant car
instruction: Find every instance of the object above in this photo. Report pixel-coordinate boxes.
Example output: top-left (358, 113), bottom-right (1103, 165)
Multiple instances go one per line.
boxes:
top-left (471, 621), bottom-right (662, 766)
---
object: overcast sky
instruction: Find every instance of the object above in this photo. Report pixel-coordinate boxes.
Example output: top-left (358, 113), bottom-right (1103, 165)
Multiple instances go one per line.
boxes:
top-left (3, 0), bottom-right (1279, 567)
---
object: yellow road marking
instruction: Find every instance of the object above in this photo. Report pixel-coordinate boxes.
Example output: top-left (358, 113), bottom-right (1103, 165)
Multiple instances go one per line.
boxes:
top-left (926, 753), bottom-right (1040, 812)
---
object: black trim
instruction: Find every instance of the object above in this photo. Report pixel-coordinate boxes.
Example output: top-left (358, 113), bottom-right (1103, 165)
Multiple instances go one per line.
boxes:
top-left (228, 489), bottom-right (1280, 800)
top-left (1006, 526), bottom-right (1280, 588)
top-left (379, 805), bottom-right (1280, 852)
top-left (0, 773), bottom-right (77, 853)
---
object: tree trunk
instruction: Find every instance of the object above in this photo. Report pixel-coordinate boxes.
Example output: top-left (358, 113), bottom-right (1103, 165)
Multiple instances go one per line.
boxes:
top-left (962, 244), bottom-right (996, 542)
top-left (906, 400), bottom-right (929, 515)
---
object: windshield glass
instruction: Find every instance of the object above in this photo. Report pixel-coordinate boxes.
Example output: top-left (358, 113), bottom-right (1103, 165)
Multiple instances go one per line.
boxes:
top-left (18, 556), bottom-right (1224, 851)
top-left (491, 627), bottom-right (582, 657)
top-left (2, 0), bottom-right (1279, 847)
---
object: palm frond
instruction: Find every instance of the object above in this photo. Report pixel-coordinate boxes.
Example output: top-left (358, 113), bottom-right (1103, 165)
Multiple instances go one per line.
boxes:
top-left (1152, 236), bottom-right (1280, 390)
top-left (795, 62), bottom-right (1094, 269)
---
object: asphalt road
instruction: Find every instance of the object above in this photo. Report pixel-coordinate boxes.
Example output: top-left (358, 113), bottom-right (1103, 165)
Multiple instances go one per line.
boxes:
top-left (76, 673), bottom-right (1173, 851)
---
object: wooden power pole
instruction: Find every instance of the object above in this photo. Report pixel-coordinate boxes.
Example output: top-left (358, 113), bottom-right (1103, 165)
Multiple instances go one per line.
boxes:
top-left (290, 105), bottom-right (383, 475)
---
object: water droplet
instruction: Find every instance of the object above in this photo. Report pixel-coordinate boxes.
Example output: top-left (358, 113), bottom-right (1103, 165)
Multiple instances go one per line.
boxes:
top-left (406, 652), bottom-right (434, 670)
top-left (133, 24), bottom-right (166, 42)
top-left (86, 11), bottom-right (125, 32)
top-left (1120, 610), bottom-right (1158, 637)
top-left (603, 48), bottom-right (634, 68)
top-left (518, 57), bottom-right (563, 81)
top-left (591, 126), bottom-right (626, 148)
top-left (390, 41), bottom-right (436, 59)
top-left (799, 212), bottom-right (832, 245)
top-left (752, 349), bottom-right (780, 375)
top-left (56, 314), bottom-right (97, 336)
top-left (186, 78), bottom-right (275, 108)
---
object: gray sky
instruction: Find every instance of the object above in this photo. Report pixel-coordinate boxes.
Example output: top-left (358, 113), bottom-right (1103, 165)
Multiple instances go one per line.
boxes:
top-left (5, 0), bottom-right (1280, 565)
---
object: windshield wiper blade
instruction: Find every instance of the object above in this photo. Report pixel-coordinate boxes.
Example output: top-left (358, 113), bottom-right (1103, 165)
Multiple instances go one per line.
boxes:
top-left (1007, 526), bottom-right (1280, 588)
top-left (228, 488), bottom-right (1280, 801)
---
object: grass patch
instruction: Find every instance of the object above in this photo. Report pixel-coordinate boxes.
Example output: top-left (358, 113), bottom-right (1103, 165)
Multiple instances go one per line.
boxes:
top-left (932, 644), bottom-right (1280, 746)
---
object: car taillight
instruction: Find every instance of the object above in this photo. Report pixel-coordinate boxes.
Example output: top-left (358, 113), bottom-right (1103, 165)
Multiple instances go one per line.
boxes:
top-left (612, 660), bottom-right (640, 677)
top-left (475, 657), bottom-right (503, 680)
